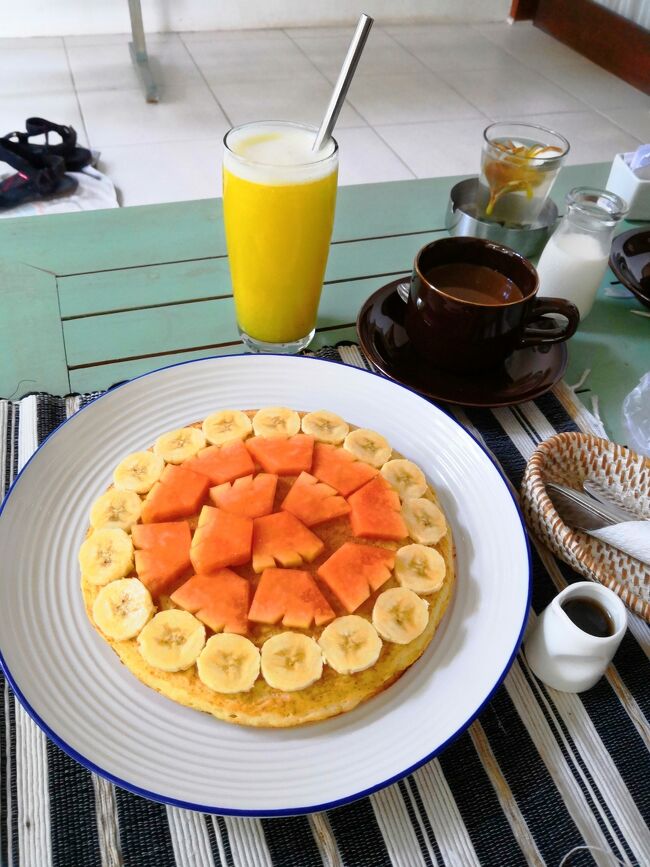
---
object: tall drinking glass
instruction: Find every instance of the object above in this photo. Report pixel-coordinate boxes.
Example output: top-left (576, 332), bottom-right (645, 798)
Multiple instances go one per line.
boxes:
top-left (223, 121), bottom-right (339, 354)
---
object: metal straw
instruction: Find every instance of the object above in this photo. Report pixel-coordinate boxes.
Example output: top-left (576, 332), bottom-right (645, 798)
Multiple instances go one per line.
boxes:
top-left (312, 13), bottom-right (374, 152)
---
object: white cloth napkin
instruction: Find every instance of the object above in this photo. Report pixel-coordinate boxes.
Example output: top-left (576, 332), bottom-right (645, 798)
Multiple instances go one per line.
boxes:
top-left (590, 521), bottom-right (650, 566)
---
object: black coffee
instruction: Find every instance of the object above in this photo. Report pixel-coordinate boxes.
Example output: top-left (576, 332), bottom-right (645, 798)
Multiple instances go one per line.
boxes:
top-left (425, 263), bottom-right (524, 305)
top-left (562, 597), bottom-right (614, 638)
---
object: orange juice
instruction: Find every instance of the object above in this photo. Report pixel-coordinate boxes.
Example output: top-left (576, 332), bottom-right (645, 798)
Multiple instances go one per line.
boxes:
top-left (223, 122), bottom-right (338, 351)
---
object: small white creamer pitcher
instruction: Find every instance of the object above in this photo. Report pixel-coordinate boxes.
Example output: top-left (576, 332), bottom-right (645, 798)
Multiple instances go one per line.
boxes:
top-left (524, 581), bottom-right (627, 693)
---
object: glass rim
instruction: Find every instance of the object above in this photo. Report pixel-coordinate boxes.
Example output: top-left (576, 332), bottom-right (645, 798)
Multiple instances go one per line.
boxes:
top-left (223, 120), bottom-right (339, 169)
top-left (566, 186), bottom-right (628, 220)
top-left (483, 121), bottom-right (570, 159)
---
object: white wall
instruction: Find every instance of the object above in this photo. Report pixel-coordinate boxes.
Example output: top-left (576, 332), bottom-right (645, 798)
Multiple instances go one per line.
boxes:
top-left (1, 0), bottom-right (511, 38)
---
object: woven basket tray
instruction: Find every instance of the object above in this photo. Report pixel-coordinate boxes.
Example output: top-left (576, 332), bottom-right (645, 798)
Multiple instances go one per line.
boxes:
top-left (521, 432), bottom-right (650, 622)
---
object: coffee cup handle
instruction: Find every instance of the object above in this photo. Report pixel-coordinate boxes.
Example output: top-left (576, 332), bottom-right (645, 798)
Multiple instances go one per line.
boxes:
top-left (518, 297), bottom-right (580, 348)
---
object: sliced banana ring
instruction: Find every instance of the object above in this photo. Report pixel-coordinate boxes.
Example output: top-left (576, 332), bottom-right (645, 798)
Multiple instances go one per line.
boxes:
top-left (380, 459), bottom-right (427, 500)
top-left (153, 427), bottom-right (205, 464)
top-left (402, 497), bottom-right (447, 545)
top-left (79, 528), bottom-right (134, 586)
top-left (252, 407), bottom-right (300, 439)
top-left (202, 410), bottom-right (252, 446)
top-left (113, 451), bottom-right (165, 494)
top-left (318, 615), bottom-right (382, 675)
top-left (92, 578), bottom-right (154, 641)
top-left (260, 632), bottom-right (323, 691)
top-left (197, 634), bottom-right (260, 694)
top-left (89, 488), bottom-right (142, 531)
top-left (395, 544), bottom-right (446, 595)
top-left (301, 410), bottom-right (349, 444)
top-left (343, 428), bottom-right (392, 468)
top-left (138, 609), bottom-right (206, 672)
top-left (372, 587), bottom-right (429, 645)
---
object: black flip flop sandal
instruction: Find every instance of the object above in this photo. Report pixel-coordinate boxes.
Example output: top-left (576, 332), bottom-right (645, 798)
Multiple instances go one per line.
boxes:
top-left (0, 138), bottom-right (78, 209)
top-left (5, 117), bottom-right (92, 172)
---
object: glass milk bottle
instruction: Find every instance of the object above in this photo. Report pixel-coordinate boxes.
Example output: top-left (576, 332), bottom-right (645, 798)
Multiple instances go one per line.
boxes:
top-left (536, 187), bottom-right (627, 321)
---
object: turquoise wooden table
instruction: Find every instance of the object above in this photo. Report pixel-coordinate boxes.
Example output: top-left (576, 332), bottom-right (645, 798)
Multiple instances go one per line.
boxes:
top-left (0, 162), bottom-right (647, 444)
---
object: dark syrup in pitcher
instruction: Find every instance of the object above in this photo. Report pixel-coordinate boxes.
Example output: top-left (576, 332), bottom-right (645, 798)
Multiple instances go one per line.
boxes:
top-left (561, 597), bottom-right (614, 638)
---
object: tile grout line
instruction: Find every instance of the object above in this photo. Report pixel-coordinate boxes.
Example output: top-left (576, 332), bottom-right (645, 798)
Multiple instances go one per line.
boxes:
top-left (60, 37), bottom-right (93, 149)
top-left (467, 20), bottom-right (648, 119)
top-left (282, 26), bottom-right (417, 179)
top-left (379, 26), bottom-right (493, 121)
top-left (177, 31), bottom-right (234, 127)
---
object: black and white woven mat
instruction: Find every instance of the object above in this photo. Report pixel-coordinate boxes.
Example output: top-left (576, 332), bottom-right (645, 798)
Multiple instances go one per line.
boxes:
top-left (1, 345), bottom-right (648, 867)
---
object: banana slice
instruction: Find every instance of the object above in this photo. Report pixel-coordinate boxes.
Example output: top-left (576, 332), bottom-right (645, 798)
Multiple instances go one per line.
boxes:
top-left (252, 407), bottom-right (300, 439)
top-left (113, 451), bottom-right (165, 494)
top-left (79, 528), bottom-right (134, 586)
top-left (402, 498), bottom-right (447, 545)
top-left (92, 578), bottom-right (154, 641)
top-left (372, 587), bottom-right (429, 645)
top-left (260, 632), bottom-right (323, 691)
top-left (380, 459), bottom-right (427, 500)
top-left (153, 427), bottom-right (205, 464)
top-left (301, 410), bottom-right (349, 444)
top-left (202, 410), bottom-right (252, 446)
top-left (318, 615), bottom-right (382, 675)
top-left (137, 609), bottom-right (205, 672)
top-left (89, 489), bottom-right (142, 531)
top-left (197, 634), bottom-right (260, 694)
top-left (343, 428), bottom-right (392, 468)
top-left (395, 544), bottom-right (446, 595)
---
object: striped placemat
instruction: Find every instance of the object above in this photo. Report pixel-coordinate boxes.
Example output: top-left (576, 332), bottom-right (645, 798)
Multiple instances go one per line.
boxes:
top-left (1, 345), bottom-right (649, 867)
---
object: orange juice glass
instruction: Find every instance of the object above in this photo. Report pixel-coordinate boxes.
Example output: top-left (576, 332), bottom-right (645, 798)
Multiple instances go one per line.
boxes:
top-left (223, 121), bottom-right (339, 354)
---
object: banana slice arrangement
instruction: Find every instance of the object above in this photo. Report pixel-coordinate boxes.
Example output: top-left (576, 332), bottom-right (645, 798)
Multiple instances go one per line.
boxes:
top-left (344, 428), bottom-right (392, 468)
top-left (301, 410), bottom-right (349, 444)
top-left (114, 451), bottom-right (164, 494)
top-left (203, 410), bottom-right (252, 446)
top-left (372, 588), bottom-right (430, 645)
top-left (198, 634), bottom-right (260, 694)
top-left (319, 616), bottom-right (382, 674)
top-left (154, 427), bottom-right (205, 464)
top-left (138, 610), bottom-right (206, 672)
top-left (82, 408), bottom-right (452, 703)
top-left (90, 489), bottom-right (142, 531)
top-left (79, 528), bottom-right (134, 585)
top-left (93, 578), bottom-right (154, 641)
top-left (252, 407), bottom-right (300, 439)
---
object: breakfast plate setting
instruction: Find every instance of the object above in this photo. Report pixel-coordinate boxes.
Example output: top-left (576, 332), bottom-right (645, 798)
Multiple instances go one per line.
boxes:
top-left (0, 354), bottom-right (531, 815)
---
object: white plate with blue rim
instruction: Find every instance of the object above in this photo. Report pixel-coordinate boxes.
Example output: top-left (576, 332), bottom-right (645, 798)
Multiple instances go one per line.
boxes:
top-left (0, 354), bottom-right (530, 815)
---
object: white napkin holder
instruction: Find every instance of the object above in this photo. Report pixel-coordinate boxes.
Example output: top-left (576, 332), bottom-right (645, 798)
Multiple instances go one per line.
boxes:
top-left (606, 152), bottom-right (650, 221)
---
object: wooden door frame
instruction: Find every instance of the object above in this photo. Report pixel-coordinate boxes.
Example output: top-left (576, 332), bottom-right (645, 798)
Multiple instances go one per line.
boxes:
top-left (509, 0), bottom-right (649, 94)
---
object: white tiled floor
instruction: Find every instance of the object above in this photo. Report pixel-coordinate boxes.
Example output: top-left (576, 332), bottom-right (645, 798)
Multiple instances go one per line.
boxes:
top-left (2, 21), bottom-right (648, 206)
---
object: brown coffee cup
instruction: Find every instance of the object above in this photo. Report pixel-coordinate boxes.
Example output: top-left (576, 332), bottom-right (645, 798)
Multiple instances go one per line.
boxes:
top-left (404, 237), bottom-right (579, 373)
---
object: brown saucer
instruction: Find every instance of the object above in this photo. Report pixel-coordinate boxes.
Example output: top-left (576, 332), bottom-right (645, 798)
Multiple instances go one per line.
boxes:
top-left (609, 228), bottom-right (650, 309)
top-left (357, 278), bottom-right (568, 408)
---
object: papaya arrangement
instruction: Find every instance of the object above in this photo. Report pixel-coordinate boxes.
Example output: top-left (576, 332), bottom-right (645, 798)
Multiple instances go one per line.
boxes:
top-left (79, 408), bottom-right (455, 728)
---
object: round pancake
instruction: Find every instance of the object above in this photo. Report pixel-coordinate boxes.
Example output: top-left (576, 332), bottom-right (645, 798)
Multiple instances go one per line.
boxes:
top-left (81, 412), bottom-right (455, 728)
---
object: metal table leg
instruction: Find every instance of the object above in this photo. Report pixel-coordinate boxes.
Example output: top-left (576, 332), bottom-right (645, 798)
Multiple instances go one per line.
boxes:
top-left (127, 0), bottom-right (159, 103)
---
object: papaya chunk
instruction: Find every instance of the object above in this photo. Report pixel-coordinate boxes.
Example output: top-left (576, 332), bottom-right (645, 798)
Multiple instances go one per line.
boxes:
top-left (317, 542), bottom-right (395, 612)
top-left (171, 568), bottom-right (250, 635)
top-left (140, 464), bottom-right (209, 523)
top-left (246, 434), bottom-right (314, 475)
top-left (248, 568), bottom-right (334, 628)
top-left (281, 471), bottom-right (350, 526)
top-left (311, 443), bottom-right (378, 496)
top-left (190, 506), bottom-right (253, 573)
top-left (348, 477), bottom-right (408, 541)
top-left (251, 511), bottom-right (324, 573)
top-left (132, 521), bottom-right (192, 598)
top-left (183, 440), bottom-right (254, 485)
top-left (209, 473), bottom-right (278, 519)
